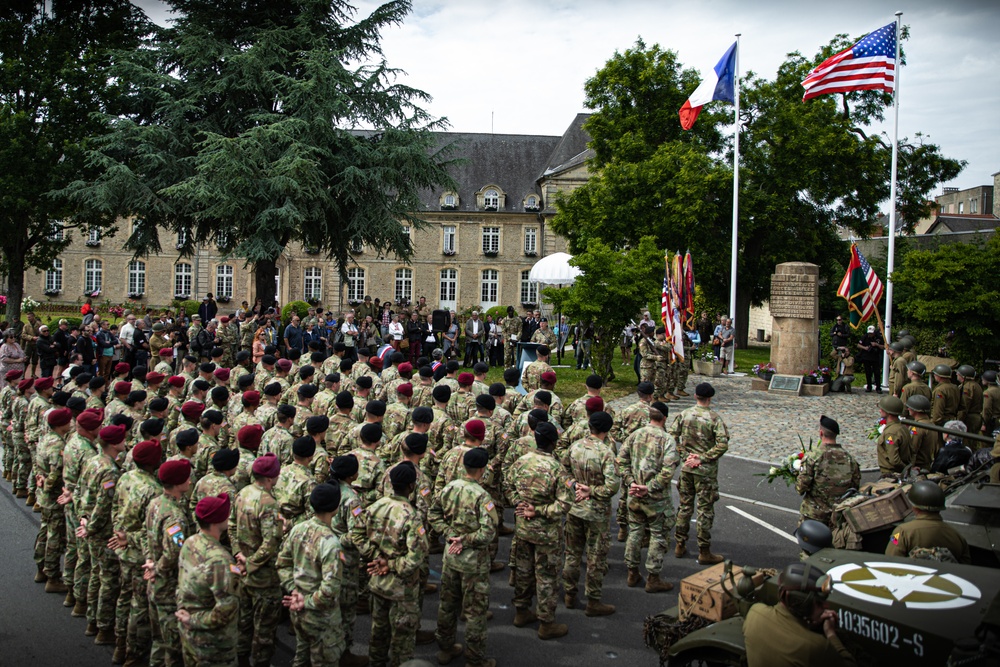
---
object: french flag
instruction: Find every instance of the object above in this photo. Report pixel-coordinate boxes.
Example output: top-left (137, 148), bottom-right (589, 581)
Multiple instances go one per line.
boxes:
top-left (678, 42), bottom-right (738, 130)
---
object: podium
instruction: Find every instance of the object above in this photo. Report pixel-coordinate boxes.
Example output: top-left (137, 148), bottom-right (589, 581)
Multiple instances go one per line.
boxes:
top-left (514, 342), bottom-right (541, 395)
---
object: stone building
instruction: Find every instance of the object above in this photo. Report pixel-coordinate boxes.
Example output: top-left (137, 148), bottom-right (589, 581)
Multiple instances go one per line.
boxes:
top-left (24, 115), bottom-right (592, 315)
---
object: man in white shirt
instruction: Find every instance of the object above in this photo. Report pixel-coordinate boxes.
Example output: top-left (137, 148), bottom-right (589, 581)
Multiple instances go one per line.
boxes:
top-left (119, 313), bottom-right (137, 365)
top-left (464, 311), bottom-right (483, 367)
top-left (341, 311), bottom-right (359, 362)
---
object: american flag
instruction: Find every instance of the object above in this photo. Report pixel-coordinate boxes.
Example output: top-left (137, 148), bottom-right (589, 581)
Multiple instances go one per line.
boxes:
top-left (837, 243), bottom-right (884, 327)
top-left (856, 245), bottom-right (884, 306)
top-left (802, 22), bottom-right (896, 100)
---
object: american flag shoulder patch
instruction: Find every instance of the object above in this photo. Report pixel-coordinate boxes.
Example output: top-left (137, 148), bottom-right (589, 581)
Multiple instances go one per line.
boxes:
top-left (102, 479), bottom-right (116, 490)
top-left (229, 564), bottom-right (241, 575)
top-left (418, 525), bottom-right (426, 535)
top-left (166, 524), bottom-right (182, 536)
top-left (351, 506), bottom-right (363, 517)
top-left (485, 501), bottom-right (495, 512)
top-left (420, 487), bottom-right (430, 497)
top-left (564, 478), bottom-right (574, 488)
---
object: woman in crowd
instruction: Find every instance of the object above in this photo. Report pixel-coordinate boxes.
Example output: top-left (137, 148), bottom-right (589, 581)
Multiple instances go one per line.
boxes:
top-left (0, 331), bottom-right (26, 388)
top-left (388, 313), bottom-right (404, 351)
top-left (252, 328), bottom-right (267, 364)
top-left (443, 311), bottom-right (459, 360)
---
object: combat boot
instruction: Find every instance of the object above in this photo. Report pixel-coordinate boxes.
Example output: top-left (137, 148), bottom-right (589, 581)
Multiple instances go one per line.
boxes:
top-left (676, 390), bottom-right (689, 397)
top-left (15, 488), bottom-right (27, 498)
top-left (34, 565), bottom-right (46, 583)
top-left (72, 600), bottom-right (87, 617)
top-left (626, 568), bottom-right (643, 588)
top-left (416, 628), bottom-right (436, 645)
top-left (32, 501), bottom-right (41, 512)
top-left (616, 526), bottom-right (627, 542)
top-left (698, 547), bottom-right (724, 565)
top-left (25, 490), bottom-right (35, 506)
top-left (85, 621), bottom-right (98, 636)
top-left (94, 628), bottom-right (116, 645)
top-left (423, 582), bottom-right (438, 595)
top-left (63, 590), bottom-right (75, 607)
top-left (339, 650), bottom-right (370, 667)
top-left (44, 578), bottom-right (68, 594)
top-left (563, 593), bottom-right (576, 609)
top-left (537, 621), bottom-right (569, 640)
top-left (665, 393), bottom-right (678, 401)
top-left (355, 596), bottom-right (370, 615)
top-left (584, 600), bottom-right (616, 617)
top-left (674, 541), bottom-right (687, 558)
top-left (645, 574), bottom-right (674, 593)
top-left (512, 608), bottom-right (538, 627)
top-left (112, 635), bottom-right (126, 663)
top-left (490, 561), bottom-right (505, 573)
top-left (507, 569), bottom-right (515, 587)
top-left (436, 643), bottom-right (463, 665)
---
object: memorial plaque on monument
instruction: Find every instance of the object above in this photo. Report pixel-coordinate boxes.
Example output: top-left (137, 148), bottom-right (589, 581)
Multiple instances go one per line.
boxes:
top-left (768, 374), bottom-right (803, 395)
top-left (770, 262), bottom-right (820, 376)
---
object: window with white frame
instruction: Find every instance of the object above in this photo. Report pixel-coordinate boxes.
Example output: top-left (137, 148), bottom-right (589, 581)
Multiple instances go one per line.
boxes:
top-left (217, 231), bottom-right (229, 249)
top-left (484, 189), bottom-right (499, 209)
top-left (216, 265), bottom-right (234, 299)
top-left (350, 238), bottom-right (363, 253)
top-left (304, 267), bottom-right (322, 300)
top-left (347, 267), bottom-right (365, 302)
top-left (439, 268), bottom-right (457, 307)
top-left (174, 263), bottom-right (192, 297)
top-left (520, 270), bottom-right (538, 304)
top-left (443, 225), bottom-right (456, 253)
top-left (524, 227), bottom-right (537, 254)
top-left (177, 228), bottom-right (189, 247)
top-left (128, 260), bottom-right (146, 295)
top-left (482, 227), bottom-right (499, 254)
top-left (525, 194), bottom-right (539, 210)
top-left (48, 221), bottom-right (64, 241)
top-left (84, 259), bottom-right (103, 294)
top-left (971, 198), bottom-right (978, 213)
top-left (958, 202), bottom-right (964, 214)
top-left (45, 259), bottom-right (62, 293)
top-left (395, 268), bottom-right (413, 303)
top-left (481, 269), bottom-right (499, 307)
top-left (87, 228), bottom-right (101, 245)
top-left (444, 193), bottom-right (456, 207)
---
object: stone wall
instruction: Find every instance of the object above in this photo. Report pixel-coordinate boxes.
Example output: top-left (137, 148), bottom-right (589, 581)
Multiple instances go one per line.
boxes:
top-left (769, 262), bottom-right (819, 375)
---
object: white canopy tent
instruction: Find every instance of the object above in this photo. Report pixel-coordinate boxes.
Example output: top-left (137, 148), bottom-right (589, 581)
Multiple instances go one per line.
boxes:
top-left (527, 252), bottom-right (580, 364)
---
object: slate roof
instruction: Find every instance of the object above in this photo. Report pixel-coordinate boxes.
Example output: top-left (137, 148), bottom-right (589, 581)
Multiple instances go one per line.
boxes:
top-left (925, 214), bottom-right (1000, 234)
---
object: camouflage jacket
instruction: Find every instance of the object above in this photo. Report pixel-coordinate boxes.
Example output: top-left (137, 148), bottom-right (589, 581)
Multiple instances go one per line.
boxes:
top-left (376, 429), bottom-right (413, 467)
top-left (11, 394), bottom-right (30, 442)
top-left (144, 492), bottom-right (191, 605)
top-left (35, 431), bottom-right (68, 510)
top-left (508, 449), bottom-right (573, 544)
top-left (233, 482), bottom-right (284, 589)
top-left (382, 402), bottom-right (412, 441)
top-left (332, 481), bottom-right (363, 561)
top-left (255, 403), bottom-right (278, 432)
top-left (326, 412), bottom-right (356, 455)
top-left (261, 425), bottom-right (295, 465)
top-left (176, 532), bottom-right (240, 641)
top-left (275, 461), bottom-right (315, 529)
top-left (796, 443), bottom-right (861, 522)
top-left (512, 389), bottom-right (564, 426)
top-left (113, 468), bottom-right (162, 564)
top-left (446, 391), bottom-right (476, 424)
top-left (25, 392), bottom-right (51, 443)
top-left (669, 405), bottom-right (729, 477)
top-left (501, 315), bottom-right (522, 343)
top-left (501, 434), bottom-right (536, 503)
top-left (617, 424), bottom-right (678, 508)
top-left (410, 382), bottom-right (435, 409)
top-left (378, 459), bottom-right (432, 524)
top-left (350, 495), bottom-right (428, 602)
top-left (290, 402), bottom-right (315, 438)
top-left (519, 360), bottom-right (554, 393)
top-left (562, 394), bottom-right (606, 430)
top-left (63, 433), bottom-right (100, 515)
top-left (192, 433), bottom-right (221, 483)
top-left (428, 477), bottom-right (498, 575)
top-left (563, 435), bottom-right (621, 521)
top-left (276, 517), bottom-right (344, 614)
top-left (348, 447), bottom-right (386, 508)
top-left (189, 471), bottom-right (237, 534)
top-left (79, 453), bottom-right (122, 539)
top-left (530, 328), bottom-right (557, 348)
top-left (500, 387), bottom-right (520, 415)
top-left (432, 444), bottom-right (472, 499)
top-left (311, 388), bottom-right (336, 417)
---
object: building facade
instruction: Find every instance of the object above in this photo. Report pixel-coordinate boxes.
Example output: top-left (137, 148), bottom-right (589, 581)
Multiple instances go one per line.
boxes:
top-left (25, 115), bottom-right (593, 316)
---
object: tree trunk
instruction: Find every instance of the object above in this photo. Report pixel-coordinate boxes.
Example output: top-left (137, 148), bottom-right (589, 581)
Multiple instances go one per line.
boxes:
top-left (254, 259), bottom-right (277, 312)
top-left (5, 251), bottom-right (25, 326)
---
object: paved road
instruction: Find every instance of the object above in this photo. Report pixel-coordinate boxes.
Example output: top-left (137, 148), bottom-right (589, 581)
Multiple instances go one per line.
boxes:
top-left (0, 456), bottom-right (878, 667)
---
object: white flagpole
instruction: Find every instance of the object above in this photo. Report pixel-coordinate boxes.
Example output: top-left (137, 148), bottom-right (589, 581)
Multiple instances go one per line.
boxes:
top-left (728, 34), bottom-right (741, 374)
top-left (881, 12), bottom-right (902, 388)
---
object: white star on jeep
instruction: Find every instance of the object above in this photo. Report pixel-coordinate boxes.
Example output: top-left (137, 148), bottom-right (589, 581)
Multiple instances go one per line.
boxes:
top-left (862, 567), bottom-right (943, 601)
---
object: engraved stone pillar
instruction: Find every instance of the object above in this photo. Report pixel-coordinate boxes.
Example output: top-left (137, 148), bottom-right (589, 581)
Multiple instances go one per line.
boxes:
top-left (770, 262), bottom-right (819, 376)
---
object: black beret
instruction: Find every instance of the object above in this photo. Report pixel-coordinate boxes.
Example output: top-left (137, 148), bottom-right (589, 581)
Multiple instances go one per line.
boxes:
top-left (473, 362), bottom-right (489, 374)
top-left (650, 401), bottom-right (671, 419)
top-left (446, 360), bottom-right (460, 373)
top-left (637, 381), bottom-right (656, 396)
top-left (340, 359), bottom-right (354, 372)
top-left (141, 418), bottom-right (164, 437)
top-left (89, 376), bottom-right (107, 390)
top-left (176, 428), bottom-right (199, 448)
top-left (263, 382), bottom-right (282, 396)
top-left (356, 347), bottom-right (370, 357)
top-left (329, 454), bottom-right (359, 480)
top-left (51, 391), bottom-right (71, 406)
top-left (333, 342), bottom-right (346, 353)
top-left (238, 374), bottom-right (255, 389)
top-left (588, 411), bottom-right (614, 434)
top-left (432, 385), bottom-right (452, 403)
top-left (210, 347), bottom-right (223, 358)
top-left (586, 374), bottom-right (603, 389)
top-left (534, 422), bottom-right (559, 447)
top-left (534, 390), bottom-right (552, 406)
top-left (287, 349), bottom-right (301, 360)
top-left (310, 352), bottom-right (325, 364)
top-left (210, 386), bottom-right (229, 402)
top-left (212, 447), bottom-right (240, 471)
top-left (132, 367), bottom-right (147, 380)
top-left (127, 390), bottom-right (147, 405)
top-left (310, 482), bottom-right (341, 513)
top-left (263, 345), bottom-right (277, 355)
top-left (360, 423), bottom-right (383, 444)
top-left (355, 376), bottom-right (373, 390)
top-left (148, 397), bottom-right (169, 412)
top-left (66, 396), bottom-right (87, 412)
top-left (389, 460), bottom-right (417, 486)
top-left (261, 354), bottom-right (277, 365)
top-left (306, 415), bottom-right (330, 435)
top-left (297, 384), bottom-right (318, 399)
top-left (476, 394), bottom-right (496, 411)
top-left (192, 379), bottom-right (211, 392)
top-left (299, 365), bottom-right (316, 379)
top-left (277, 404), bottom-right (297, 419)
top-left (537, 345), bottom-right (550, 356)
top-left (202, 409), bottom-right (224, 425)
top-left (391, 352), bottom-right (406, 364)
top-left (335, 391), bottom-right (354, 409)
top-left (528, 408), bottom-right (550, 423)
top-left (489, 382), bottom-right (506, 397)
top-left (411, 406), bottom-right (434, 424)
top-left (404, 432), bottom-right (428, 455)
top-left (418, 366), bottom-right (434, 378)
top-left (200, 363), bottom-right (216, 373)
top-left (325, 373), bottom-right (340, 383)
top-left (111, 413), bottom-right (134, 430)
top-left (820, 415), bottom-right (840, 436)
top-left (236, 350), bottom-right (251, 362)
top-left (694, 382), bottom-right (715, 398)
top-left (463, 447), bottom-right (489, 469)
top-left (292, 436), bottom-right (316, 458)
top-left (366, 400), bottom-right (386, 417)
top-left (76, 372), bottom-right (93, 385)
top-left (69, 366), bottom-right (84, 379)
top-left (503, 368), bottom-right (520, 385)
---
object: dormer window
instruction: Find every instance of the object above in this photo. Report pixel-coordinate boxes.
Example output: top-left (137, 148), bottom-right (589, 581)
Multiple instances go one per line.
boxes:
top-left (476, 185), bottom-right (505, 211)
top-left (524, 194), bottom-right (540, 211)
top-left (484, 189), bottom-right (499, 210)
top-left (440, 191), bottom-right (459, 210)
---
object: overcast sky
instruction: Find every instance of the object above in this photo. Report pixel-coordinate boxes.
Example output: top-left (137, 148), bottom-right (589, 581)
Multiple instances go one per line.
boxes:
top-left (138, 0), bottom-right (999, 194)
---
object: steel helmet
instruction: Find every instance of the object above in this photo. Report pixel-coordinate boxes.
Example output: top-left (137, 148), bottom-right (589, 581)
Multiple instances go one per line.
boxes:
top-left (957, 365), bottom-right (977, 380)
top-left (933, 364), bottom-right (953, 378)
top-left (778, 563), bottom-right (833, 621)
top-left (906, 360), bottom-right (926, 376)
top-left (982, 370), bottom-right (998, 384)
top-left (794, 520), bottom-right (833, 555)
top-left (905, 394), bottom-right (932, 413)
top-left (896, 329), bottom-right (910, 338)
top-left (889, 342), bottom-right (904, 353)
top-left (900, 335), bottom-right (916, 350)
top-left (907, 480), bottom-right (946, 512)
top-left (879, 395), bottom-right (905, 416)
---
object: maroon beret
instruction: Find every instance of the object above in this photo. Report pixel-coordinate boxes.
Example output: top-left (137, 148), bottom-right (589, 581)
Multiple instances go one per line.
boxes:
top-left (168, 375), bottom-right (186, 388)
top-left (146, 372), bottom-right (165, 384)
top-left (46, 407), bottom-right (73, 427)
top-left (132, 440), bottom-right (162, 466)
top-left (242, 390), bottom-right (261, 407)
top-left (398, 362), bottom-right (413, 374)
top-left (115, 362), bottom-right (130, 375)
top-left (457, 372), bottom-right (474, 386)
top-left (158, 348), bottom-right (174, 357)
top-left (76, 409), bottom-right (102, 431)
top-left (252, 452), bottom-right (280, 478)
top-left (34, 377), bottom-right (53, 391)
top-left (464, 419), bottom-right (486, 441)
top-left (238, 424), bottom-right (264, 451)
top-left (4, 369), bottom-right (23, 381)
top-left (276, 359), bottom-right (292, 371)
top-left (158, 459), bottom-right (191, 485)
top-left (540, 371), bottom-right (557, 385)
top-left (180, 402), bottom-right (205, 421)
top-left (396, 382), bottom-right (413, 397)
top-left (214, 368), bottom-right (231, 382)
top-left (17, 378), bottom-right (34, 392)
top-left (369, 357), bottom-right (383, 369)
top-left (195, 493), bottom-right (230, 523)
top-left (114, 381), bottom-right (132, 395)
top-left (99, 424), bottom-right (127, 446)
top-left (585, 396), bottom-right (605, 412)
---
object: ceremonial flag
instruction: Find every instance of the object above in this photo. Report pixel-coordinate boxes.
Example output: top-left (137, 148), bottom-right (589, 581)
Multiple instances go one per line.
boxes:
top-left (801, 22), bottom-right (896, 100)
top-left (837, 243), bottom-right (884, 328)
top-left (683, 250), bottom-right (696, 328)
top-left (661, 255), bottom-right (686, 361)
top-left (679, 41), bottom-right (738, 130)
top-left (661, 257), bottom-right (671, 330)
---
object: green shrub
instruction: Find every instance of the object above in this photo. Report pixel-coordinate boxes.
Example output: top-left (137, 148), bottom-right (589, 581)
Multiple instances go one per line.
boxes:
top-left (47, 316), bottom-right (83, 329)
top-left (281, 301), bottom-right (311, 325)
top-left (171, 299), bottom-right (201, 317)
top-left (484, 305), bottom-right (510, 321)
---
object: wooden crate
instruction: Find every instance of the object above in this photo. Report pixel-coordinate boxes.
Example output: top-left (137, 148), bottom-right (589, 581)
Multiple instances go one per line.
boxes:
top-left (678, 563), bottom-right (742, 622)
top-left (843, 488), bottom-right (912, 533)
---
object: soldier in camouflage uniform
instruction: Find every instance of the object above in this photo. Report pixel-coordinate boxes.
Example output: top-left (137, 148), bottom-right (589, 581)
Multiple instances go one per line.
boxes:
top-left (429, 447), bottom-right (498, 667)
top-left (671, 383), bottom-right (729, 564)
top-left (329, 455), bottom-right (369, 667)
top-left (382, 382), bottom-right (414, 440)
top-left (191, 409), bottom-right (225, 483)
top-left (513, 374), bottom-right (564, 427)
top-left (59, 408), bottom-right (103, 614)
top-left (561, 412), bottom-right (621, 615)
top-left (190, 449), bottom-right (239, 544)
top-left (175, 493), bottom-right (240, 666)
top-left (675, 330), bottom-right (693, 397)
top-left (508, 421), bottom-right (574, 640)
top-left (351, 461), bottom-right (429, 667)
top-left (348, 423), bottom-right (388, 508)
top-left (306, 414), bottom-right (333, 484)
top-left (0, 369), bottom-right (20, 478)
top-left (34, 408), bottom-right (73, 590)
top-left (277, 483), bottom-right (347, 667)
top-left (290, 384), bottom-right (317, 438)
top-left (796, 416), bottom-right (861, 528)
top-left (154, 348), bottom-right (175, 378)
top-left (86, 376), bottom-right (107, 411)
top-left (76, 422), bottom-right (128, 642)
top-left (410, 366), bottom-right (436, 409)
top-left (111, 439), bottom-right (162, 664)
top-left (24, 376), bottom-right (55, 505)
top-left (618, 402), bottom-right (678, 592)
top-left (530, 319), bottom-right (557, 349)
top-left (233, 451), bottom-right (284, 667)
top-left (654, 328), bottom-right (678, 400)
top-left (276, 437), bottom-right (317, 528)
top-left (261, 404), bottom-right (296, 464)
top-left (502, 308), bottom-right (522, 369)
top-left (311, 373), bottom-right (339, 416)
top-left (327, 391), bottom-right (356, 454)
top-left (10, 379), bottom-right (34, 498)
top-left (215, 316), bottom-right (237, 368)
top-left (519, 346), bottom-right (553, 393)
top-left (638, 327), bottom-right (660, 398)
top-left (446, 373), bottom-right (477, 423)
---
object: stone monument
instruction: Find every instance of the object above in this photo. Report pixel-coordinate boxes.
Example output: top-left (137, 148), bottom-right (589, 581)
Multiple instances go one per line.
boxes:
top-left (770, 262), bottom-right (819, 376)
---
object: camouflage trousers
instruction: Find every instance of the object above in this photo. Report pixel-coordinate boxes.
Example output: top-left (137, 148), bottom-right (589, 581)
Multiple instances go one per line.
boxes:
top-left (436, 562), bottom-right (490, 665)
top-left (615, 495), bottom-right (629, 536)
top-left (290, 607), bottom-right (345, 667)
top-left (513, 540), bottom-right (560, 623)
top-left (236, 584), bottom-right (283, 665)
top-left (150, 601), bottom-right (183, 667)
top-left (639, 362), bottom-right (657, 389)
top-left (88, 536), bottom-right (122, 633)
top-left (562, 514), bottom-right (611, 601)
top-left (505, 343), bottom-right (519, 369)
top-left (674, 472), bottom-right (720, 548)
top-left (34, 506), bottom-right (66, 579)
top-left (64, 511), bottom-right (80, 594)
top-left (660, 362), bottom-right (675, 396)
top-left (180, 623), bottom-right (238, 667)
top-left (115, 561), bottom-right (134, 638)
top-left (674, 361), bottom-right (689, 393)
top-left (339, 550), bottom-right (361, 650)
top-left (625, 500), bottom-right (675, 575)
top-left (71, 512), bottom-right (95, 616)
top-left (370, 591), bottom-right (419, 667)
top-left (123, 560), bottom-right (152, 660)
top-left (2, 429), bottom-right (14, 477)
top-left (14, 439), bottom-right (31, 492)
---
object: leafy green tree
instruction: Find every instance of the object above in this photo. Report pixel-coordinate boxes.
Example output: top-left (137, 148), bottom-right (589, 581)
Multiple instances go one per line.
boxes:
top-left (63, 0), bottom-right (454, 308)
top-left (542, 237), bottom-right (662, 381)
top-left (0, 0), bottom-right (151, 323)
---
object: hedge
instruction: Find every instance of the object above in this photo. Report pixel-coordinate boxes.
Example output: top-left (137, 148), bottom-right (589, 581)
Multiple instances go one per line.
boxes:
top-left (281, 301), bottom-right (311, 325)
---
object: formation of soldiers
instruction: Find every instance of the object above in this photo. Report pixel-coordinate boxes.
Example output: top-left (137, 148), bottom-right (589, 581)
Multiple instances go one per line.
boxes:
top-left (636, 324), bottom-right (691, 402)
top-left (0, 329), bottom-right (734, 667)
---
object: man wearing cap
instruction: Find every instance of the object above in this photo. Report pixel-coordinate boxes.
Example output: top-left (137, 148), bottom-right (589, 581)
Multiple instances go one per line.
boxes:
top-left (25, 375), bottom-right (56, 507)
top-left (555, 396), bottom-right (605, 463)
top-left (163, 376), bottom-right (185, 430)
top-left (276, 437), bottom-right (318, 527)
top-left (253, 354), bottom-right (278, 393)
top-left (59, 408), bottom-right (102, 614)
top-left (233, 451), bottom-right (284, 667)
top-left (77, 423), bottom-right (127, 643)
top-left (305, 415), bottom-right (332, 483)
top-left (429, 447), bottom-right (498, 667)
top-left (530, 317), bottom-right (557, 349)
top-left (509, 389), bottom-right (557, 442)
top-left (513, 372), bottom-right (564, 426)
top-left (350, 375), bottom-right (375, 423)
top-left (168, 401), bottom-right (204, 457)
top-left (262, 403), bottom-right (297, 465)
top-left (290, 383), bottom-right (318, 438)
top-left (931, 365), bottom-right (961, 429)
top-left (230, 390), bottom-right (262, 441)
top-left (256, 382), bottom-right (282, 430)
top-left (310, 373), bottom-right (338, 416)
top-left (342, 399), bottom-right (386, 455)
top-left (886, 481), bottom-right (970, 564)
top-left (671, 382), bottom-right (729, 565)
top-left (562, 411), bottom-right (621, 615)
top-left (176, 493), bottom-right (240, 665)
top-left (11, 378), bottom-right (35, 498)
top-left (382, 382), bottom-right (414, 440)
top-left (905, 396), bottom-right (938, 471)
top-left (956, 365), bottom-right (984, 435)
top-left (877, 396), bottom-right (911, 476)
top-left (982, 371), bottom-right (1000, 435)
top-left (410, 366), bottom-right (435, 409)
top-left (619, 402), bottom-right (678, 593)
top-left (796, 417), bottom-right (860, 530)
top-left (0, 369), bottom-right (22, 479)
top-left (447, 372), bottom-right (477, 424)
top-left (436, 360), bottom-right (461, 392)
top-left (488, 383), bottom-right (512, 432)
top-left (215, 316), bottom-right (237, 368)
top-left (111, 439), bottom-right (163, 663)
top-left (328, 455), bottom-right (369, 665)
top-left (351, 460), bottom-right (429, 667)
top-left (190, 449), bottom-right (239, 543)
top-left (857, 324), bottom-right (884, 392)
top-left (347, 423), bottom-right (389, 510)
top-left (277, 482), bottom-right (348, 666)
top-left (435, 420), bottom-right (487, 498)
top-left (886, 342), bottom-right (908, 397)
top-left (520, 345), bottom-right (554, 394)
top-left (34, 407), bottom-right (74, 591)
top-left (381, 360), bottom-right (412, 404)
top-left (562, 375), bottom-right (606, 430)
top-left (900, 361), bottom-right (932, 406)
top-left (192, 409), bottom-right (225, 482)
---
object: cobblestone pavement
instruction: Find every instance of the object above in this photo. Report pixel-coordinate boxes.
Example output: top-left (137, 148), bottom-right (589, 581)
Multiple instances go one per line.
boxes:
top-left (606, 372), bottom-right (883, 470)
